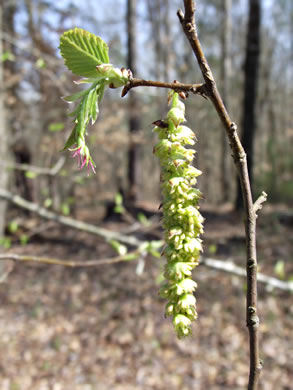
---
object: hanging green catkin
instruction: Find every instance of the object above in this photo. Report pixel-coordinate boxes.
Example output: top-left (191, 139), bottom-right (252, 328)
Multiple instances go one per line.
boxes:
top-left (153, 91), bottom-right (204, 338)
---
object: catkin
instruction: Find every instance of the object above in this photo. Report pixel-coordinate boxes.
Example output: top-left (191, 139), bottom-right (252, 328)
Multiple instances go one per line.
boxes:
top-left (153, 91), bottom-right (204, 338)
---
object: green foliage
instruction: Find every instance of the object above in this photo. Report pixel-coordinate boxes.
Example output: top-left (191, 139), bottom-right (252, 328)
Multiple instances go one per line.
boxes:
top-left (1, 51), bottom-right (15, 62)
top-left (35, 58), bottom-right (46, 69)
top-left (8, 220), bottom-right (19, 233)
top-left (59, 28), bottom-right (109, 78)
top-left (62, 80), bottom-right (104, 152)
top-left (48, 122), bottom-right (64, 132)
top-left (0, 236), bottom-right (12, 249)
top-left (59, 28), bottom-right (131, 173)
top-left (25, 171), bottom-right (38, 179)
top-left (114, 192), bottom-right (125, 214)
top-left (20, 235), bottom-right (29, 245)
top-left (208, 244), bottom-right (217, 255)
top-left (61, 202), bottom-right (71, 216)
top-left (274, 260), bottom-right (285, 280)
top-left (109, 240), bottom-right (128, 256)
top-left (137, 212), bottom-right (151, 227)
top-left (44, 198), bottom-right (53, 208)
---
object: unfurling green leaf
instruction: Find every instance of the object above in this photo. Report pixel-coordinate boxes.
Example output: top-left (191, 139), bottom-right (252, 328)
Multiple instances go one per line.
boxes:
top-left (59, 28), bottom-right (109, 78)
top-left (59, 29), bottom-right (131, 174)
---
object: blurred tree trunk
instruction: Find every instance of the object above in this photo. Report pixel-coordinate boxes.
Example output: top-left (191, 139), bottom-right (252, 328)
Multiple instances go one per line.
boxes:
top-left (126, 0), bottom-right (141, 202)
top-left (0, 2), bottom-right (10, 280)
top-left (0, 4), bottom-right (8, 237)
top-left (235, 0), bottom-right (261, 210)
top-left (147, 0), bottom-right (163, 80)
top-left (220, 0), bottom-right (232, 202)
top-left (163, 0), bottom-right (173, 82)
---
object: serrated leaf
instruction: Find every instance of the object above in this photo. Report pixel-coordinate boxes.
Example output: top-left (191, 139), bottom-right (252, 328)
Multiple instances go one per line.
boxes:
top-left (59, 28), bottom-right (109, 78)
top-left (73, 78), bottom-right (97, 84)
top-left (68, 101), bottom-right (83, 117)
top-left (89, 87), bottom-right (98, 124)
top-left (62, 88), bottom-right (89, 103)
top-left (98, 84), bottom-right (105, 102)
top-left (62, 128), bottom-right (77, 151)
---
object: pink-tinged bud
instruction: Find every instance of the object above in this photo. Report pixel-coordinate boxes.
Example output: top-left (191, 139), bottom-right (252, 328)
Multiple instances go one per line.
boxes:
top-left (70, 144), bottom-right (96, 176)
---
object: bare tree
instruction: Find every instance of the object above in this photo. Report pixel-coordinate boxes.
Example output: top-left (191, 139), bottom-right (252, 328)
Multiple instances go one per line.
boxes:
top-left (0, 2), bottom-right (9, 237)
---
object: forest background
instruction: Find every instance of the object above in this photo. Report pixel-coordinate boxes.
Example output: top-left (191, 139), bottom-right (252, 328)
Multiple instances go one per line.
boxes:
top-left (0, 0), bottom-right (292, 389)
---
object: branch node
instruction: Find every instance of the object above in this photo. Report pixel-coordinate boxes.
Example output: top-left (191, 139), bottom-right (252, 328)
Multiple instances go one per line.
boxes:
top-left (186, 22), bottom-right (194, 33)
top-left (230, 122), bottom-right (237, 132)
top-left (253, 191), bottom-right (267, 216)
top-left (248, 259), bottom-right (256, 269)
top-left (121, 84), bottom-right (130, 97)
top-left (177, 9), bottom-right (184, 23)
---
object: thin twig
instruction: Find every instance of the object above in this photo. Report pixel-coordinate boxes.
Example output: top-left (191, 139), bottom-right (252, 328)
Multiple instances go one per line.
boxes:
top-left (1, 156), bottom-right (66, 176)
top-left (178, 1), bottom-right (264, 388)
top-left (253, 191), bottom-right (267, 215)
top-left (121, 78), bottom-right (205, 97)
top-left (0, 189), bottom-right (146, 247)
top-left (200, 257), bottom-right (293, 293)
top-left (1, 253), bottom-right (292, 293)
top-left (0, 251), bottom-right (140, 268)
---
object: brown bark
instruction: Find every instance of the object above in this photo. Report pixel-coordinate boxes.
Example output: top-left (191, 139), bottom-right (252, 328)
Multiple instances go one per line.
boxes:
top-left (178, 2), bottom-right (264, 388)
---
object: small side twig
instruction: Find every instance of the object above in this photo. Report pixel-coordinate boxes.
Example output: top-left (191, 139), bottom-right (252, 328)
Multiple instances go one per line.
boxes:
top-left (121, 78), bottom-right (205, 97)
top-left (253, 191), bottom-right (267, 215)
top-left (1, 156), bottom-right (66, 176)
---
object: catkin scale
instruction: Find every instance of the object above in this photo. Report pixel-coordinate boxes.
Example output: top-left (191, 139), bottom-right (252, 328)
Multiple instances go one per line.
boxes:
top-left (153, 91), bottom-right (204, 338)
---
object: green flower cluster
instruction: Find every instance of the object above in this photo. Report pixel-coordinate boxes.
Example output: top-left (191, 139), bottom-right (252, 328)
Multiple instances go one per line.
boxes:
top-left (153, 91), bottom-right (204, 338)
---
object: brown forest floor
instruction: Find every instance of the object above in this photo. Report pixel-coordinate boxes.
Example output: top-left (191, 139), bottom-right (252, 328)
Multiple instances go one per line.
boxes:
top-left (0, 205), bottom-right (292, 390)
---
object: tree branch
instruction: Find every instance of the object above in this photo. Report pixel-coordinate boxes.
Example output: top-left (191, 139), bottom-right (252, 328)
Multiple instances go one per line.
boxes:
top-left (0, 251), bottom-right (140, 268)
top-left (0, 189), bottom-right (147, 247)
top-left (1, 253), bottom-right (292, 293)
top-left (200, 257), bottom-right (293, 293)
top-left (121, 77), bottom-right (205, 97)
top-left (0, 156), bottom-right (66, 176)
top-left (178, 2), bottom-right (264, 388)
